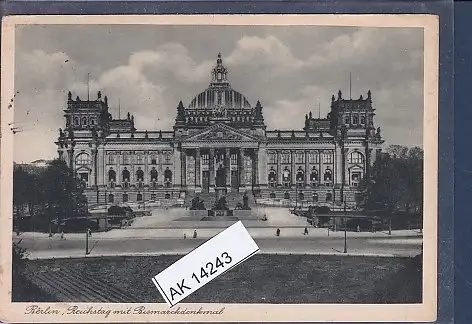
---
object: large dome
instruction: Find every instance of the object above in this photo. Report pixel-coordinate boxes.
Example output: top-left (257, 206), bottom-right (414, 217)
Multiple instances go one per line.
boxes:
top-left (188, 53), bottom-right (252, 110)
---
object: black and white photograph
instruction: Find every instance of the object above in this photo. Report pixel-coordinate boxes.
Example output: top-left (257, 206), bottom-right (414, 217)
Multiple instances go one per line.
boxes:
top-left (1, 14), bottom-right (438, 323)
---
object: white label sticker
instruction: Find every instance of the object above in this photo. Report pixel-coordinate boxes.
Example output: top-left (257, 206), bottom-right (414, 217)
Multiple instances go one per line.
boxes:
top-left (151, 221), bottom-right (260, 307)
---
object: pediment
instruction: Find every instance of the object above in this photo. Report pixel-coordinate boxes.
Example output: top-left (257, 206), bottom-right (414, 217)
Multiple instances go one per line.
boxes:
top-left (183, 123), bottom-right (259, 142)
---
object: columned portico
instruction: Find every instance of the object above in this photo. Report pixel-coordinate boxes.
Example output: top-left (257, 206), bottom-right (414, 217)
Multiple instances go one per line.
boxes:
top-left (179, 145), bottom-right (259, 194)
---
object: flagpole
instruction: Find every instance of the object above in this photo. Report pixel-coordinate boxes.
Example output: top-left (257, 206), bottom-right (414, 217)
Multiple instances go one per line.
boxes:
top-left (87, 73), bottom-right (90, 101)
top-left (349, 72), bottom-right (352, 100)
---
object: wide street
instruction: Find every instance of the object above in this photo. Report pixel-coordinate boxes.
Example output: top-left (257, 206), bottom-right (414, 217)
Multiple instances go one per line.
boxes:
top-left (13, 207), bottom-right (423, 259)
top-left (14, 231), bottom-right (422, 259)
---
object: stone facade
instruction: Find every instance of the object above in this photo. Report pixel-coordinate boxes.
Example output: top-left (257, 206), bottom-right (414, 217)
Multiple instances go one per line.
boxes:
top-left (55, 53), bottom-right (384, 207)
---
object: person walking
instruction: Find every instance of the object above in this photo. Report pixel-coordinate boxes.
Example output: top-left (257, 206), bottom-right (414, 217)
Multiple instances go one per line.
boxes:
top-left (304, 227), bottom-right (309, 235)
top-left (193, 230), bottom-right (198, 239)
top-left (60, 230), bottom-right (65, 240)
top-left (276, 228), bottom-right (281, 237)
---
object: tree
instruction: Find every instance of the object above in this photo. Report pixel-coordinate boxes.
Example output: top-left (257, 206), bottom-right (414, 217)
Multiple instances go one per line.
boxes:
top-left (40, 159), bottom-right (87, 233)
top-left (359, 145), bottom-right (423, 213)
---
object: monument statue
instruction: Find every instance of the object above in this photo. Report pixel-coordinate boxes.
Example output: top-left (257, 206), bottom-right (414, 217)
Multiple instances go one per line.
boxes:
top-left (189, 196), bottom-right (205, 210)
top-left (211, 196), bottom-right (229, 211)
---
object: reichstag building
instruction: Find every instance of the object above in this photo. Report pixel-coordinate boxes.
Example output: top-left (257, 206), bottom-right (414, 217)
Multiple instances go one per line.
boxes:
top-left (55, 53), bottom-right (384, 208)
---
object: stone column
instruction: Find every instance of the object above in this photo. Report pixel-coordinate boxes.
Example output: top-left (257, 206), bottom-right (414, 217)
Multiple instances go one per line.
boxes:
top-left (195, 148), bottom-right (201, 192)
top-left (277, 150), bottom-right (281, 187)
top-left (158, 152), bottom-right (163, 187)
top-left (144, 152), bottom-right (149, 187)
top-left (173, 147), bottom-right (182, 187)
top-left (319, 149), bottom-right (323, 186)
top-left (225, 148), bottom-right (231, 191)
top-left (209, 148), bottom-right (215, 191)
top-left (253, 148), bottom-right (259, 188)
top-left (291, 150), bottom-right (296, 187)
top-left (239, 148), bottom-right (245, 190)
top-left (304, 150), bottom-right (309, 187)
top-left (181, 149), bottom-right (187, 188)
top-left (335, 144), bottom-right (342, 186)
top-left (92, 148), bottom-right (98, 187)
top-left (257, 146), bottom-right (267, 189)
top-left (98, 147), bottom-right (105, 187)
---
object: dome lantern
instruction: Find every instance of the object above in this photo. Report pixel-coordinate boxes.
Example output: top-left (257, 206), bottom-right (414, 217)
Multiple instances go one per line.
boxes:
top-left (210, 52), bottom-right (229, 86)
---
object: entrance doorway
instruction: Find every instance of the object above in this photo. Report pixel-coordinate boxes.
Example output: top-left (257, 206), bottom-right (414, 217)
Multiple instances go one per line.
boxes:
top-left (231, 170), bottom-right (239, 189)
top-left (202, 171), bottom-right (210, 192)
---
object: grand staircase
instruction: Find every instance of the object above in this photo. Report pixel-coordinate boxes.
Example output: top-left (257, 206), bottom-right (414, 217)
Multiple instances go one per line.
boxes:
top-left (185, 189), bottom-right (255, 209)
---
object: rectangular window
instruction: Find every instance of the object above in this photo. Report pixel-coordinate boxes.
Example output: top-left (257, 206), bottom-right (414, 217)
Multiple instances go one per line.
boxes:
top-left (295, 152), bottom-right (304, 164)
top-left (345, 114), bottom-right (351, 124)
top-left (308, 152), bottom-right (319, 164)
top-left (230, 154), bottom-right (238, 165)
top-left (322, 151), bottom-right (333, 164)
top-left (107, 155), bottom-right (115, 164)
top-left (281, 153), bottom-right (291, 164)
top-left (136, 155), bottom-right (143, 164)
top-left (268, 153), bottom-right (277, 164)
top-left (151, 156), bottom-right (157, 165)
top-left (360, 115), bottom-right (366, 124)
top-left (202, 154), bottom-right (209, 165)
top-left (122, 155), bottom-right (129, 165)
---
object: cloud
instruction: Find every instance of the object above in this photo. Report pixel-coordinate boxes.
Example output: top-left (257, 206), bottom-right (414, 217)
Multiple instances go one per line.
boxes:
top-left (13, 26), bottom-right (424, 163)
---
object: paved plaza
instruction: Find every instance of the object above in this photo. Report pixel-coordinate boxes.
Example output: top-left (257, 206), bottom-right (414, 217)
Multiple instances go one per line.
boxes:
top-left (13, 206), bottom-right (422, 259)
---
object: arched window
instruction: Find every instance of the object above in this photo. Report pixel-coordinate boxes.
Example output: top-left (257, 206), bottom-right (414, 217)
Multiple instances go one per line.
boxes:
top-left (108, 193), bottom-right (114, 203)
top-left (108, 169), bottom-right (116, 182)
top-left (75, 153), bottom-right (90, 165)
top-left (137, 193), bottom-right (143, 201)
top-left (164, 169), bottom-right (172, 188)
top-left (310, 168), bottom-right (318, 186)
top-left (136, 168), bottom-right (144, 182)
top-left (313, 193), bottom-right (318, 202)
top-left (296, 169), bottom-right (304, 188)
top-left (282, 168), bottom-right (291, 188)
top-left (349, 151), bottom-right (364, 164)
top-left (269, 192), bottom-right (276, 199)
top-left (326, 192), bottom-right (332, 202)
top-left (74, 117), bottom-right (79, 126)
top-left (352, 114), bottom-right (359, 124)
top-left (298, 192), bottom-right (305, 201)
top-left (268, 169), bottom-right (277, 188)
top-left (123, 193), bottom-right (128, 202)
top-left (284, 192), bottom-right (290, 200)
top-left (90, 119), bottom-right (95, 126)
top-left (150, 168), bottom-right (158, 181)
top-left (324, 169), bottom-right (332, 182)
top-left (122, 169), bottom-right (130, 182)
top-left (82, 117), bottom-right (87, 125)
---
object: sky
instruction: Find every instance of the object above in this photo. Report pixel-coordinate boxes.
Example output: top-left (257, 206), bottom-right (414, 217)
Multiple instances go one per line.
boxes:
top-left (13, 24), bottom-right (424, 163)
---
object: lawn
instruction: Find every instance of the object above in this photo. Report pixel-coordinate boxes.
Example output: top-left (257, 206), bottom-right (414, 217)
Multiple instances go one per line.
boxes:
top-left (18, 254), bottom-right (421, 304)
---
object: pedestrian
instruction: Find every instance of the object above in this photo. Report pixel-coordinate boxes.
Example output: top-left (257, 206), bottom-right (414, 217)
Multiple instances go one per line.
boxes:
top-left (276, 228), bottom-right (281, 237)
top-left (304, 227), bottom-right (309, 235)
top-left (60, 231), bottom-right (64, 240)
top-left (184, 233), bottom-right (187, 239)
top-left (193, 230), bottom-right (197, 239)
top-left (357, 225), bottom-right (360, 232)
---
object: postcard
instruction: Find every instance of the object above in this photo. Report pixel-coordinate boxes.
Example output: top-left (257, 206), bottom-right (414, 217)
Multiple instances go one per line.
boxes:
top-left (1, 14), bottom-right (438, 322)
